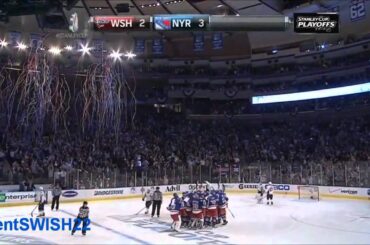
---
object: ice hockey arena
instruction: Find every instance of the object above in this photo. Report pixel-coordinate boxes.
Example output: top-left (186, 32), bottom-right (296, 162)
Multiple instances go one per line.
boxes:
top-left (0, 0), bottom-right (370, 244)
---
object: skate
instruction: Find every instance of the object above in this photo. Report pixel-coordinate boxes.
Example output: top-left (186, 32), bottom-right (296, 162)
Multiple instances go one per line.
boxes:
top-left (222, 220), bottom-right (228, 225)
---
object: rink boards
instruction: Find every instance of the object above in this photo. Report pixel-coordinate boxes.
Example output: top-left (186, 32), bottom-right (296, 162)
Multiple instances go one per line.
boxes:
top-left (0, 183), bottom-right (369, 207)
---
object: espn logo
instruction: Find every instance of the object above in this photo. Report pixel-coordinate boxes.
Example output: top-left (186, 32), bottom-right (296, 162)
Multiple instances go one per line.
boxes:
top-left (294, 13), bottom-right (339, 33)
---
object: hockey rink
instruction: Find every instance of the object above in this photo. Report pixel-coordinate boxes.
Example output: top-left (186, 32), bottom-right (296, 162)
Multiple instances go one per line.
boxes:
top-left (0, 193), bottom-right (369, 244)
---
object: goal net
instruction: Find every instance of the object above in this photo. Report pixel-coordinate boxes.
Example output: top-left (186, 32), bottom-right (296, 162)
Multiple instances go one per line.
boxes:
top-left (298, 185), bottom-right (319, 201)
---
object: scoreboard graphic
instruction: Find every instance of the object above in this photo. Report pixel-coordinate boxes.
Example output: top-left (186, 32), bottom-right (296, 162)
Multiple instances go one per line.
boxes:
top-left (90, 14), bottom-right (339, 33)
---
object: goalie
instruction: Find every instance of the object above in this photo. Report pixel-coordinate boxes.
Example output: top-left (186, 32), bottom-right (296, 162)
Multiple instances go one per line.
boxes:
top-left (256, 183), bottom-right (265, 204)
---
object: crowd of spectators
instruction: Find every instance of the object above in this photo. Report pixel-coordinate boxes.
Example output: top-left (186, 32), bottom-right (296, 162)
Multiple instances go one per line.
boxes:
top-left (0, 109), bottom-right (369, 190)
top-left (1, 36), bottom-right (370, 191)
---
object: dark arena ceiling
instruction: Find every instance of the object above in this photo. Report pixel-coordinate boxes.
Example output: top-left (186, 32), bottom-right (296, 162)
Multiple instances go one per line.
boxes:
top-left (0, 0), bottom-right (369, 58)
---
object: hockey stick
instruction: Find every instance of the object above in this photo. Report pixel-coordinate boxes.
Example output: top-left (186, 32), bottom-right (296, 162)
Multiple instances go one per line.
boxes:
top-left (227, 207), bottom-right (235, 218)
top-left (30, 204), bottom-right (38, 217)
top-left (135, 207), bottom-right (146, 215)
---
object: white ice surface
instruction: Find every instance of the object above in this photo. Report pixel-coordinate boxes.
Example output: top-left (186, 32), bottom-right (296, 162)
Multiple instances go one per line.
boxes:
top-left (0, 193), bottom-right (369, 244)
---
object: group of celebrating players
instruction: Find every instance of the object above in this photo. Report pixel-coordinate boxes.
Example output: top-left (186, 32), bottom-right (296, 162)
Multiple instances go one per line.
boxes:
top-left (141, 182), bottom-right (275, 232)
top-left (166, 188), bottom-right (229, 232)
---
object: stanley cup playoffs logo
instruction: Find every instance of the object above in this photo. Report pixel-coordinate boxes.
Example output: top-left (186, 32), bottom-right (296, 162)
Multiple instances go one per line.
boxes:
top-left (294, 13), bottom-right (339, 33)
top-left (69, 13), bottom-right (79, 33)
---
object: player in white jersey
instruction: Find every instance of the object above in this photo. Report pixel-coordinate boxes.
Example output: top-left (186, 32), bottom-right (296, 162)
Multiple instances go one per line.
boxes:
top-left (37, 187), bottom-right (47, 217)
top-left (142, 189), bottom-right (153, 214)
top-left (266, 182), bottom-right (274, 205)
top-left (256, 183), bottom-right (265, 204)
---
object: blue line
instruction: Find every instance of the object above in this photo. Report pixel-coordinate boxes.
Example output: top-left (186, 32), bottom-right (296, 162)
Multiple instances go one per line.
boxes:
top-left (60, 209), bottom-right (150, 244)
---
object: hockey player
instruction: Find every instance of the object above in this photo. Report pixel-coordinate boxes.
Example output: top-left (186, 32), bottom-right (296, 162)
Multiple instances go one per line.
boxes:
top-left (167, 193), bottom-right (182, 232)
top-left (200, 193), bottom-right (208, 227)
top-left (142, 189), bottom-right (153, 215)
top-left (37, 187), bottom-right (47, 217)
top-left (206, 190), bottom-right (218, 227)
top-left (191, 193), bottom-right (205, 229)
top-left (266, 182), bottom-right (274, 205)
top-left (72, 201), bottom-right (90, 236)
top-left (257, 183), bottom-right (265, 204)
top-left (180, 192), bottom-right (189, 228)
top-left (217, 190), bottom-right (229, 225)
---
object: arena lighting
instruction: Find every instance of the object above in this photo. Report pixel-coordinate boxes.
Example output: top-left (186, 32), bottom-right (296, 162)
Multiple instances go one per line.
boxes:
top-left (0, 39), bottom-right (8, 47)
top-left (252, 82), bottom-right (370, 104)
top-left (109, 49), bottom-right (122, 61)
top-left (48, 46), bottom-right (62, 55)
top-left (124, 52), bottom-right (136, 59)
top-left (16, 42), bottom-right (27, 50)
top-left (64, 45), bottom-right (73, 51)
top-left (79, 43), bottom-right (91, 55)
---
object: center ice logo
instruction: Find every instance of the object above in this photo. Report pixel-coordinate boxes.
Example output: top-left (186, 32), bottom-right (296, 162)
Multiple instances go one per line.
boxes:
top-left (109, 215), bottom-right (230, 244)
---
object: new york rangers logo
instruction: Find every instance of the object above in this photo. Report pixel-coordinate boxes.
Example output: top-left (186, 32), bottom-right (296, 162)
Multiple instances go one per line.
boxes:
top-left (154, 17), bottom-right (172, 30)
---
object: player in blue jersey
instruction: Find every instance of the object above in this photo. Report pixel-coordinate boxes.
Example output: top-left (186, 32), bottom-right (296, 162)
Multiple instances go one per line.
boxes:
top-left (191, 193), bottom-right (204, 229)
top-left (167, 193), bottom-right (183, 232)
top-left (206, 190), bottom-right (219, 227)
top-left (183, 191), bottom-right (193, 228)
top-left (217, 190), bottom-right (229, 225)
top-left (180, 192), bottom-right (190, 228)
